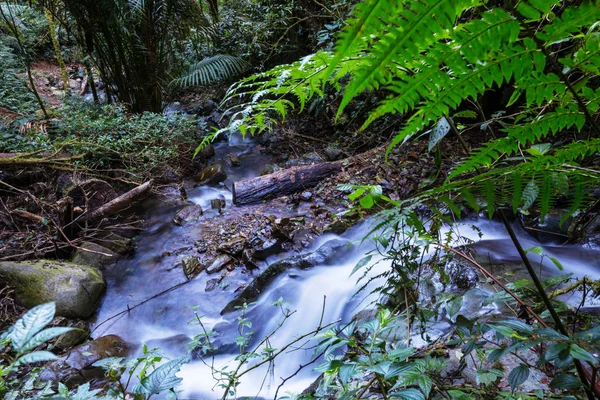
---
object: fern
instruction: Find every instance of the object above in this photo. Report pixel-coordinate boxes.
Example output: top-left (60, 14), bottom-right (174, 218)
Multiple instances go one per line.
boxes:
top-left (217, 0), bottom-right (600, 221)
top-left (173, 55), bottom-right (250, 88)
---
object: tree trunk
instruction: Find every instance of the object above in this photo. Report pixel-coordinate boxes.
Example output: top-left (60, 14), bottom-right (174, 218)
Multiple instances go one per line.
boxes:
top-left (232, 162), bottom-right (341, 205)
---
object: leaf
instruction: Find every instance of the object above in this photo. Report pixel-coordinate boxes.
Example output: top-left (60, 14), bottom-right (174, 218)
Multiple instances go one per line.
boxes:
top-left (391, 388), bottom-right (425, 400)
top-left (139, 356), bottom-right (189, 394)
top-left (476, 369), bottom-right (503, 386)
top-left (388, 347), bottom-right (415, 362)
top-left (525, 246), bottom-right (543, 255)
top-left (428, 117), bottom-right (451, 151)
top-left (360, 194), bottom-right (375, 209)
top-left (14, 350), bottom-right (59, 366)
top-left (339, 363), bottom-right (358, 384)
top-left (549, 373), bottom-right (583, 389)
top-left (549, 256), bottom-right (563, 271)
top-left (351, 255), bottom-right (372, 276)
top-left (8, 302), bottom-right (56, 353)
top-left (570, 344), bottom-right (598, 365)
top-left (21, 327), bottom-right (74, 353)
top-left (508, 364), bottom-right (530, 391)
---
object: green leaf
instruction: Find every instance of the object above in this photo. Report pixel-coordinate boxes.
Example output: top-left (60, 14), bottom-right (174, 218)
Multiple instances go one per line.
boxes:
top-left (388, 347), bottom-right (415, 362)
top-left (525, 246), bottom-right (543, 255)
top-left (138, 356), bottom-right (188, 394)
top-left (549, 256), bottom-right (564, 271)
top-left (351, 255), bottom-right (372, 276)
top-left (339, 363), bottom-right (358, 384)
top-left (14, 350), bottom-right (58, 366)
top-left (476, 369), bottom-right (503, 386)
top-left (8, 302), bottom-right (55, 353)
top-left (391, 388), bottom-right (425, 400)
top-left (508, 364), bottom-right (530, 392)
top-left (549, 373), bottom-right (583, 389)
top-left (21, 327), bottom-right (74, 353)
top-left (570, 344), bottom-right (597, 365)
top-left (428, 117), bottom-right (451, 151)
top-left (360, 194), bottom-right (375, 209)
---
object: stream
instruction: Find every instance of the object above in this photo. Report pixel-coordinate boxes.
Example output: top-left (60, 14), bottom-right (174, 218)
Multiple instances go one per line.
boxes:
top-left (90, 135), bottom-right (600, 399)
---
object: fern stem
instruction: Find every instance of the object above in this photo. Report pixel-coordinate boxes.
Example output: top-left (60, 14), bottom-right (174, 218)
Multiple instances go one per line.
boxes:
top-left (498, 210), bottom-right (597, 400)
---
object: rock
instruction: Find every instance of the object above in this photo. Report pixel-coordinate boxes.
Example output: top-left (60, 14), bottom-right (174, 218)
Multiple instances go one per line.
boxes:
top-left (444, 259), bottom-right (479, 291)
top-left (92, 233), bottom-right (133, 255)
top-left (195, 163), bottom-right (227, 185)
top-left (211, 197), bottom-right (226, 210)
top-left (205, 278), bottom-right (219, 292)
top-left (324, 146), bottom-right (343, 161)
top-left (300, 191), bottom-right (313, 201)
top-left (196, 145), bottom-right (215, 161)
top-left (207, 254), bottom-right (233, 274)
top-left (253, 238), bottom-right (282, 260)
top-left (0, 260), bottom-right (105, 318)
top-left (224, 153), bottom-right (241, 167)
top-left (521, 209), bottom-right (572, 243)
top-left (182, 255), bottom-right (204, 280)
top-left (39, 335), bottom-right (128, 386)
top-left (72, 242), bottom-right (118, 270)
top-left (222, 239), bottom-right (350, 314)
top-left (323, 218), bottom-right (352, 234)
top-left (217, 238), bottom-right (246, 257)
top-left (54, 320), bottom-right (90, 351)
top-left (158, 184), bottom-right (187, 204)
top-left (173, 204), bottom-right (203, 226)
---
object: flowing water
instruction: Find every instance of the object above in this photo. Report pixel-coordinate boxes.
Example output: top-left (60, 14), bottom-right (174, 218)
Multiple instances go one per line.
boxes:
top-left (90, 135), bottom-right (600, 399)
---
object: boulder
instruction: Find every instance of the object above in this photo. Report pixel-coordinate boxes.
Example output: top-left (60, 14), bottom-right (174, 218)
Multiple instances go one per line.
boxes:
top-left (173, 204), bottom-right (203, 226)
top-left (39, 335), bottom-right (128, 386)
top-left (72, 242), bottom-right (118, 270)
top-left (0, 260), bottom-right (105, 318)
top-left (444, 259), bottom-right (479, 291)
top-left (221, 239), bottom-right (350, 314)
top-left (194, 163), bottom-right (227, 185)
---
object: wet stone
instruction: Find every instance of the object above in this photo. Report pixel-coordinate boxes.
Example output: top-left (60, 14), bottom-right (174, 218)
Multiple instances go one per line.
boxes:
top-left (224, 153), bottom-right (241, 167)
top-left (300, 191), bottom-right (313, 201)
top-left (211, 197), bottom-right (226, 210)
top-left (207, 254), bottom-right (233, 274)
top-left (253, 238), bottom-right (282, 260)
top-left (195, 163), bottom-right (227, 185)
top-left (173, 204), bottom-right (203, 226)
top-left (217, 238), bottom-right (246, 257)
top-left (182, 255), bottom-right (204, 280)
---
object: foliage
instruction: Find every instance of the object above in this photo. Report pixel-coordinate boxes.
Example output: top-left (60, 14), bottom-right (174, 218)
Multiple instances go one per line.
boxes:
top-left (218, 0), bottom-right (600, 223)
top-left (0, 101), bottom-right (201, 179)
top-left (173, 54), bottom-right (250, 88)
top-left (0, 302), bottom-right (72, 398)
top-left (0, 41), bottom-right (38, 114)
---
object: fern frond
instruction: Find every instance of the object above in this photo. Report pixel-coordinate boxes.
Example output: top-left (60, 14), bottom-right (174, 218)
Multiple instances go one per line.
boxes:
top-left (535, 1), bottom-right (600, 45)
top-left (338, 0), bottom-right (475, 116)
top-left (174, 55), bottom-right (250, 88)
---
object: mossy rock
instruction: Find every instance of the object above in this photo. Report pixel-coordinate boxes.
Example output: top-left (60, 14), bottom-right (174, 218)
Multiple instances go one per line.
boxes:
top-left (0, 260), bottom-right (105, 318)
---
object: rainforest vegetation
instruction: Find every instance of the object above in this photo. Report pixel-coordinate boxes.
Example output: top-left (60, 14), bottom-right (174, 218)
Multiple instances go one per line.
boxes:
top-left (1, 0), bottom-right (600, 399)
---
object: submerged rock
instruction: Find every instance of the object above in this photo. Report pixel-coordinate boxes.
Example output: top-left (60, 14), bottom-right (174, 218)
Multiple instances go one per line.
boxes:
top-left (0, 260), bottom-right (105, 318)
top-left (221, 239), bottom-right (350, 314)
top-left (173, 204), bottom-right (203, 226)
top-left (195, 163), bottom-right (227, 185)
top-left (72, 242), bottom-right (118, 270)
top-left (92, 233), bottom-right (133, 255)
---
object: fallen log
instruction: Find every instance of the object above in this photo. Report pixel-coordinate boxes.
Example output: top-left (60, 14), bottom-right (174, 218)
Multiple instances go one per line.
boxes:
top-left (232, 162), bottom-right (342, 205)
top-left (86, 180), bottom-right (153, 220)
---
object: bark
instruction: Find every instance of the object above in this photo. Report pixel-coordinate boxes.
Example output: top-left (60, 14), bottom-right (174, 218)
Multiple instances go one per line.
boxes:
top-left (232, 162), bottom-right (341, 205)
top-left (86, 180), bottom-right (153, 220)
top-left (10, 209), bottom-right (43, 224)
